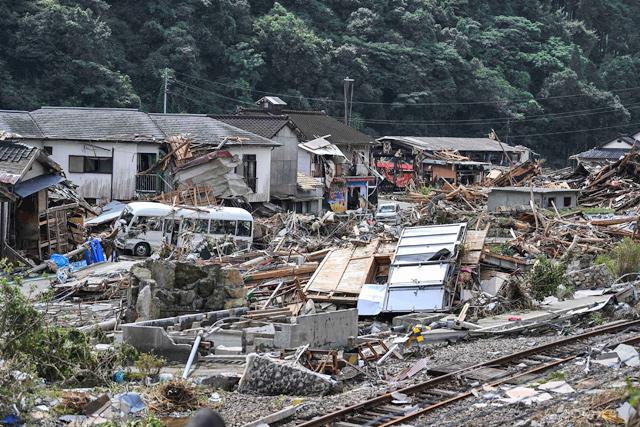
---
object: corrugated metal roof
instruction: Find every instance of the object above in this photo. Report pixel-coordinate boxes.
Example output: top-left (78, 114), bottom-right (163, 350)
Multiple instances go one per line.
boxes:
top-left (150, 114), bottom-right (281, 147)
top-left (14, 173), bottom-right (64, 197)
top-left (379, 136), bottom-right (520, 152)
top-left (0, 110), bottom-right (43, 138)
top-left (30, 107), bottom-right (165, 142)
top-left (298, 135), bottom-right (346, 157)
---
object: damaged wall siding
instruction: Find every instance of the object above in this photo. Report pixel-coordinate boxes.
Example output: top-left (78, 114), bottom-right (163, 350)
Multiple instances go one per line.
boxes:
top-left (298, 148), bottom-right (312, 176)
top-left (34, 140), bottom-right (160, 201)
top-left (270, 126), bottom-right (299, 197)
top-left (225, 145), bottom-right (272, 203)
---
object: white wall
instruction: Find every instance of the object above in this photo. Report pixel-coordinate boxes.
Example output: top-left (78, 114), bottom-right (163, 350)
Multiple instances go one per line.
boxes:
top-left (226, 145), bottom-right (272, 203)
top-left (602, 138), bottom-right (634, 149)
top-left (39, 140), bottom-right (160, 201)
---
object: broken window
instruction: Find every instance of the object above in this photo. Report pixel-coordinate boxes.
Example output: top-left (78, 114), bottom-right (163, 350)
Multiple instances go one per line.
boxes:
top-left (210, 220), bottom-right (224, 235)
top-left (44, 146), bottom-right (53, 155)
top-left (68, 155), bottom-right (112, 173)
top-left (242, 154), bottom-right (257, 192)
top-left (195, 219), bottom-right (209, 233)
top-left (563, 196), bottom-right (572, 207)
top-left (137, 152), bottom-right (157, 172)
top-left (237, 221), bottom-right (252, 237)
top-left (223, 220), bottom-right (236, 235)
top-left (547, 197), bottom-right (556, 208)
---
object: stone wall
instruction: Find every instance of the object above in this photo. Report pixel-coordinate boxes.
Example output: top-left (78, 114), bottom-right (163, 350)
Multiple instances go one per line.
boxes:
top-left (127, 260), bottom-right (246, 321)
top-left (565, 264), bottom-right (613, 290)
top-left (238, 354), bottom-right (335, 396)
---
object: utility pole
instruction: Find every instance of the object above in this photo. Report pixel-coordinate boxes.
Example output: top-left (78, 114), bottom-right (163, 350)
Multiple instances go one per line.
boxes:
top-left (343, 77), bottom-right (354, 126)
top-left (163, 68), bottom-right (169, 114)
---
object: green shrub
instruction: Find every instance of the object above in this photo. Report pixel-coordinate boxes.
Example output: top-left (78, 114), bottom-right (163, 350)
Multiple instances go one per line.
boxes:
top-left (596, 238), bottom-right (640, 279)
top-left (135, 353), bottom-right (166, 377)
top-left (526, 257), bottom-right (568, 301)
top-left (0, 260), bottom-right (135, 386)
top-left (419, 186), bottom-right (432, 196)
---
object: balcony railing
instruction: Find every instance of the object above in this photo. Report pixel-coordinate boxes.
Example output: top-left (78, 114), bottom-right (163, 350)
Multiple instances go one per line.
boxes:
top-left (135, 174), bottom-right (162, 193)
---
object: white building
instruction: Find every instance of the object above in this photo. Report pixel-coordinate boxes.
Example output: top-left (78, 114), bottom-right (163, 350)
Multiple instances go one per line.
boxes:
top-left (0, 107), bottom-right (164, 202)
top-left (0, 108), bottom-right (281, 204)
top-left (149, 113), bottom-right (280, 204)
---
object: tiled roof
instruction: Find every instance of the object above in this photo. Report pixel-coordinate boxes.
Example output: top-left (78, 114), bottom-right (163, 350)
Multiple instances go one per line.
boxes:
top-left (30, 107), bottom-right (165, 142)
top-left (149, 114), bottom-right (281, 147)
top-left (238, 108), bottom-right (374, 146)
top-left (212, 115), bottom-right (291, 139)
top-left (0, 141), bottom-right (38, 184)
top-left (573, 148), bottom-right (629, 160)
top-left (379, 136), bottom-right (521, 152)
top-left (0, 110), bottom-right (43, 138)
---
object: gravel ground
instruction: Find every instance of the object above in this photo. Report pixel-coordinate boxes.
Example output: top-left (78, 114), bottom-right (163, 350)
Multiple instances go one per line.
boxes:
top-left (417, 360), bottom-right (637, 427)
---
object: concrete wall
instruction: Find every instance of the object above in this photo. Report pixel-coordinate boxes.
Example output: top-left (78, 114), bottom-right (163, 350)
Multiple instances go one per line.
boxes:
top-left (270, 126), bottom-right (299, 197)
top-left (273, 308), bottom-right (358, 349)
top-left (488, 190), bottom-right (578, 211)
top-left (226, 145), bottom-right (272, 203)
top-left (35, 139), bottom-right (160, 201)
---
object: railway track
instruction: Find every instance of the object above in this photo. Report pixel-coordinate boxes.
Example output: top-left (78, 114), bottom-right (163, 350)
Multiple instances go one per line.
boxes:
top-left (296, 319), bottom-right (640, 427)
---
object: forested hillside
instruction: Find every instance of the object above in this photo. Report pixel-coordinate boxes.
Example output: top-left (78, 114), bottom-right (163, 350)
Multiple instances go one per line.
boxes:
top-left (2, 0), bottom-right (640, 164)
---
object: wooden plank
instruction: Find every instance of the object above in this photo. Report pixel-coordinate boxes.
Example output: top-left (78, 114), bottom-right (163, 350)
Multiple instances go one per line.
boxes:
top-left (461, 229), bottom-right (489, 265)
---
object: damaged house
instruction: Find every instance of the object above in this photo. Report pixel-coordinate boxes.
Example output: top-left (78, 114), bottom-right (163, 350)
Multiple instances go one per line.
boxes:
top-left (214, 96), bottom-right (377, 214)
top-left (571, 135), bottom-right (640, 168)
top-left (375, 136), bottom-right (531, 187)
top-left (0, 108), bottom-right (165, 202)
top-left (148, 113), bottom-right (281, 204)
top-left (0, 140), bottom-right (90, 263)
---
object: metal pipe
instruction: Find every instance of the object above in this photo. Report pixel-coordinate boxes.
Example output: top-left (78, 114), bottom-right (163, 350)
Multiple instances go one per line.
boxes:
top-left (182, 333), bottom-right (202, 379)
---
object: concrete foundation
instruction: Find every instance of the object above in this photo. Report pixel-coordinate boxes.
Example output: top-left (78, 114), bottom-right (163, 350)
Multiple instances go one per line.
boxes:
top-left (273, 308), bottom-right (358, 349)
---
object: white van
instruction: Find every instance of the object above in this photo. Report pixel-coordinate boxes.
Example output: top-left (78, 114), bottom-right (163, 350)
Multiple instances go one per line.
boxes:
top-left (115, 202), bottom-right (253, 256)
top-left (115, 202), bottom-right (176, 256)
top-left (167, 206), bottom-right (253, 251)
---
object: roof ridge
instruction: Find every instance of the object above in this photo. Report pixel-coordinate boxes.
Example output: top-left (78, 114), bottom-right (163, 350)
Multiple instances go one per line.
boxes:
top-left (284, 110), bottom-right (327, 115)
top-left (0, 109), bottom-right (30, 113)
top-left (37, 106), bottom-right (141, 111)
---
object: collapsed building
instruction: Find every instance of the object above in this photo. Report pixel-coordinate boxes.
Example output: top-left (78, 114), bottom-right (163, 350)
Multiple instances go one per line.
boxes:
top-left (0, 140), bottom-right (92, 264)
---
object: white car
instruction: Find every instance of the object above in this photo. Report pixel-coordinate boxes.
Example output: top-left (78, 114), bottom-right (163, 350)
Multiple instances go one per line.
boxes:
top-left (375, 202), bottom-right (401, 225)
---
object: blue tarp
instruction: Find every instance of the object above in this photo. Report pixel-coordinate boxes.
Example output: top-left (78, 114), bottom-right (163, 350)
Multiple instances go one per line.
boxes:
top-left (14, 174), bottom-right (64, 198)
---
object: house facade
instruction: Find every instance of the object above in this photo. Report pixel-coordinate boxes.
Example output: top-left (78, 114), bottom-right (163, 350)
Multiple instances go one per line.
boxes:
top-left (215, 97), bottom-right (377, 214)
top-left (571, 136), bottom-right (639, 166)
top-left (0, 108), bottom-right (280, 205)
top-left (0, 108), bottom-right (164, 202)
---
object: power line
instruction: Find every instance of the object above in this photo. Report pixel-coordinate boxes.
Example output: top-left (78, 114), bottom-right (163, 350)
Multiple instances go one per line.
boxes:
top-left (174, 77), bottom-right (639, 126)
top-left (173, 80), bottom-right (254, 106)
top-left (172, 78), bottom-right (640, 137)
top-left (174, 71), bottom-right (640, 107)
top-left (348, 102), bottom-right (640, 126)
top-left (507, 120), bottom-right (640, 138)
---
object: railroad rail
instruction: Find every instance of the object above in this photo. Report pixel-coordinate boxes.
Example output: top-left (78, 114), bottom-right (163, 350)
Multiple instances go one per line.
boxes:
top-left (296, 319), bottom-right (640, 427)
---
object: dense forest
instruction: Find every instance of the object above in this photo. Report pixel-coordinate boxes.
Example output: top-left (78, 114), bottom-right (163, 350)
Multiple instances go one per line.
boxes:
top-left (2, 1), bottom-right (640, 164)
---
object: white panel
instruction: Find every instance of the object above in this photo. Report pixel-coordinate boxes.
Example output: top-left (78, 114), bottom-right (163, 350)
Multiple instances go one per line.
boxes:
top-left (385, 287), bottom-right (446, 312)
top-left (389, 264), bottom-right (449, 286)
